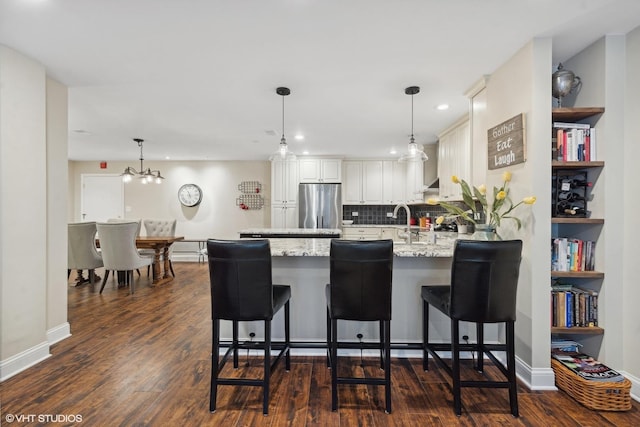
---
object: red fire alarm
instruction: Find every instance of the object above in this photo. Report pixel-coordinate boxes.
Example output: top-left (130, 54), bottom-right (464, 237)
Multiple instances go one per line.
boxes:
top-left (100, 161), bottom-right (107, 169)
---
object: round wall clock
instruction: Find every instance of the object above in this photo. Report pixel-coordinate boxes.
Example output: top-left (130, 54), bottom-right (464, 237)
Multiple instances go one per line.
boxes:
top-left (178, 184), bottom-right (202, 207)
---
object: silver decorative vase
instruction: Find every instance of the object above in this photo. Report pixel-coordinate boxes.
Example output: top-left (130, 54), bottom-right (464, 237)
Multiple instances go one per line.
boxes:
top-left (552, 63), bottom-right (581, 107)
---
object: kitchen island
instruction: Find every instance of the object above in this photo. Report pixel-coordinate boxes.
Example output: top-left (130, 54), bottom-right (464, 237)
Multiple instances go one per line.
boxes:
top-left (219, 233), bottom-right (505, 356)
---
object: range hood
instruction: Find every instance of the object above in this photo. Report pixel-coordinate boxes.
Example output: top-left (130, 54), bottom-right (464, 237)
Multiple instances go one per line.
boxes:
top-left (420, 177), bottom-right (439, 193)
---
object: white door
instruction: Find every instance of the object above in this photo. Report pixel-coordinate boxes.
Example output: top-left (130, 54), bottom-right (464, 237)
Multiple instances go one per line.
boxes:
top-left (81, 174), bottom-right (124, 222)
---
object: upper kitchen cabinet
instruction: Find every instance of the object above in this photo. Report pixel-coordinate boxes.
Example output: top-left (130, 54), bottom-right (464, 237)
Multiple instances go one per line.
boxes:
top-left (342, 160), bottom-right (383, 204)
top-left (437, 116), bottom-right (470, 200)
top-left (271, 159), bottom-right (298, 205)
top-left (298, 158), bottom-right (342, 183)
top-left (343, 159), bottom-right (414, 205)
top-left (382, 160), bottom-right (406, 204)
top-left (405, 160), bottom-right (425, 203)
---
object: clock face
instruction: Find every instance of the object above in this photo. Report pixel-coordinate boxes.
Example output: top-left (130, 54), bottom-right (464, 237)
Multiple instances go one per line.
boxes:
top-left (178, 184), bottom-right (202, 207)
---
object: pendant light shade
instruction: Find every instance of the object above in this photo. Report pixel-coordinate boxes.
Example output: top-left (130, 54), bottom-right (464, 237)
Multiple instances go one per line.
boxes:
top-left (399, 86), bottom-right (428, 162)
top-left (121, 138), bottom-right (164, 184)
top-left (269, 87), bottom-right (296, 160)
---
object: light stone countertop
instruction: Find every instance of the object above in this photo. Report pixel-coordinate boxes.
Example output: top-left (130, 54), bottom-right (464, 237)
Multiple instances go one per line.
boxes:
top-left (239, 228), bottom-right (341, 235)
top-left (267, 233), bottom-right (458, 257)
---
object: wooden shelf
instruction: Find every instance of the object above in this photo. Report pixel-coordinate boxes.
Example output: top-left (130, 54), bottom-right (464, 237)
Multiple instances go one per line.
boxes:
top-left (551, 217), bottom-right (604, 224)
top-left (552, 160), bottom-right (604, 169)
top-left (550, 271), bottom-right (604, 279)
top-left (551, 326), bottom-right (604, 335)
top-left (552, 107), bottom-right (605, 121)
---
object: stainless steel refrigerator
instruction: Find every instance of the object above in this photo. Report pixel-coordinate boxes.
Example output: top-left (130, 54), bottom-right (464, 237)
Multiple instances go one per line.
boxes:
top-left (298, 183), bottom-right (342, 229)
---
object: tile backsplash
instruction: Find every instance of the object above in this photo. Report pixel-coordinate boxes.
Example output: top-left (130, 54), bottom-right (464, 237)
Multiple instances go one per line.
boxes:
top-left (342, 204), bottom-right (449, 225)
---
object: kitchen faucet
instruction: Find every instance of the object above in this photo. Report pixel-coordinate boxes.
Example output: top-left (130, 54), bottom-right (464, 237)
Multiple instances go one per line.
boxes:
top-left (392, 202), bottom-right (413, 244)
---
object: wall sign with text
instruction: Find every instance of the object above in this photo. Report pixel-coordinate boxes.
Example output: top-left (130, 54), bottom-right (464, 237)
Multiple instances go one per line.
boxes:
top-left (487, 113), bottom-right (526, 170)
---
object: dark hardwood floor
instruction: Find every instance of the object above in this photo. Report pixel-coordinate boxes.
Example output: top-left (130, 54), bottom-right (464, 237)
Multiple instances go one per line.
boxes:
top-left (1, 262), bottom-right (638, 426)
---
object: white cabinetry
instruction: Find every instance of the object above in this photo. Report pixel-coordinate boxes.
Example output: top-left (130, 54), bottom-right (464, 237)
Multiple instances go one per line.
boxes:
top-left (382, 161), bottom-right (406, 204)
top-left (344, 160), bottom-right (406, 205)
top-left (437, 117), bottom-right (470, 200)
top-left (405, 160), bottom-right (425, 203)
top-left (271, 160), bottom-right (298, 227)
top-left (342, 227), bottom-right (382, 240)
top-left (271, 205), bottom-right (298, 228)
top-left (298, 158), bottom-right (342, 183)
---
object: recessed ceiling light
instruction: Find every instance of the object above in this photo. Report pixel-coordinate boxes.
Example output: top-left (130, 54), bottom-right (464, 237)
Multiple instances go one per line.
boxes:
top-left (165, 156), bottom-right (171, 160)
top-left (389, 148), bottom-right (397, 155)
top-left (302, 150), bottom-right (309, 155)
top-left (294, 134), bottom-right (304, 141)
top-left (436, 104), bottom-right (449, 111)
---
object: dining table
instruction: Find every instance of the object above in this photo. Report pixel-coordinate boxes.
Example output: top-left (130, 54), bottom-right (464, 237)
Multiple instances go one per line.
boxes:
top-left (135, 236), bottom-right (184, 286)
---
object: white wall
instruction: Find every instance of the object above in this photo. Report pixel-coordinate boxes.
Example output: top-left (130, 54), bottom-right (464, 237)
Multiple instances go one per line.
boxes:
top-left (482, 39), bottom-right (553, 385)
top-left (0, 45), bottom-right (54, 379)
top-left (623, 25), bottom-right (640, 383)
top-left (46, 78), bottom-right (69, 344)
top-left (69, 160), bottom-right (272, 243)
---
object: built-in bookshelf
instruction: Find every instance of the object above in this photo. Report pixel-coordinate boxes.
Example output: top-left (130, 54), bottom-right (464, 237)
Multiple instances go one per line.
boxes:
top-left (550, 107), bottom-right (604, 336)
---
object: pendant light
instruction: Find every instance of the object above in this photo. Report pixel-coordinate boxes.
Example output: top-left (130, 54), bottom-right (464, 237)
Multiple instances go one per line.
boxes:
top-left (121, 138), bottom-right (164, 184)
top-left (269, 87), bottom-right (296, 160)
top-left (399, 86), bottom-right (428, 162)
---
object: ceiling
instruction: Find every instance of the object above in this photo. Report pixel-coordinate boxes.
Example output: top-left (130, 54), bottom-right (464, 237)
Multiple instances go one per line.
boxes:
top-left (1, 0), bottom-right (639, 162)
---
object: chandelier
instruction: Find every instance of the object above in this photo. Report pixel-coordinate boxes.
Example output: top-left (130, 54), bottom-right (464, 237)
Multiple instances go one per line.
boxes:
top-left (399, 86), bottom-right (428, 162)
top-left (121, 138), bottom-right (164, 184)
top-left (269, 87), bottom-right (296, 160)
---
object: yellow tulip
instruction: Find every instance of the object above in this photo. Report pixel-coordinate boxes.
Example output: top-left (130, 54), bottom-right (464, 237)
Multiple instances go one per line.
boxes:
top-left (477, 184), bottom-right (486, 195)
top-left (502, 171), bottom-right (512, 182)
top-left (451, 175), bottom-right (460, 184)
top-left (523, 196), bottom-right (537, 205)
top-left (426, 198), bottom-right (438, 205)
top-left (436, 216), bottom-right (445, 225)
top-left (496, 190), bottom-right (507, 200)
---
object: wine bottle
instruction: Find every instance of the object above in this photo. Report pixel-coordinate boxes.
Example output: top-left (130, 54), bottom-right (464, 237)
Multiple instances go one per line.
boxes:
top-left (558, 192), bottom-right (586, 202)
top-left (556, 201), bottom-right (586, 217)
top-left (560, 178), bottom-right (592, 190)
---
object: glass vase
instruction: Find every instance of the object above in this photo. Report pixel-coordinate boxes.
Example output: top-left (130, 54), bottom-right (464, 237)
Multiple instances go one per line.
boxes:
top-left (471, 224), bottom-right (501, 241)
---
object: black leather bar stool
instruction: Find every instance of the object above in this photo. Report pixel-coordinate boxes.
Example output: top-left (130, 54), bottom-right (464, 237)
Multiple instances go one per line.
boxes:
top-left (326, 239), bottom-right (394, 413)
top-left (207, 239), bottom-right (291, 415)
top-left (422, 239), bottom-right (523, 417)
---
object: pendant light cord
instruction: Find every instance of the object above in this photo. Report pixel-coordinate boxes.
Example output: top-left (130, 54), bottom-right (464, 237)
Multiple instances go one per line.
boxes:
top-left (281, 94), bottom-right (286, 143)
top-left (410, 93), bottom-right (415, 143)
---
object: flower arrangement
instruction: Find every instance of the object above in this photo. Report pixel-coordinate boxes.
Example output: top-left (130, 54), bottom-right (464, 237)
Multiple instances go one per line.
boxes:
top-left (426, 171), bottom-right (536, 230)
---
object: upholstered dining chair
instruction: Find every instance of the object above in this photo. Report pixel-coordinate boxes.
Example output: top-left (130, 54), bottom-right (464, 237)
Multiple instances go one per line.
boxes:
top-left (143, 219), bottom-right (177, 277)
top-left (326, 239), bottom-right (394, 413)
top-left (68, 222), bottom-right (103, 285)
top-left (96, 221), bottom-right (154, 294)
top-left (422, 239), bottom-right (523, 417)
top-left (207, 239), bottom-right (291, 415)
top-left (107, 218), bottom-right (144, 275)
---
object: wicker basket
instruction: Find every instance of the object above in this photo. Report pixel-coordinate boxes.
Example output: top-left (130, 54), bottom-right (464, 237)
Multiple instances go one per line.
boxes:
top-left (551, 359), bottom-right (632, 411)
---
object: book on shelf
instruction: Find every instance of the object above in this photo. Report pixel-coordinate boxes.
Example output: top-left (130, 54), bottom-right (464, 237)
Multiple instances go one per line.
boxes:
top-left (553, 123), bottom-right (596, 162)
top-left (552, 351), bottom-right (624, 382)
top-left (550, 286), bottom-right (598, 328)
top-left (551, 238), bottom-right (595, 272)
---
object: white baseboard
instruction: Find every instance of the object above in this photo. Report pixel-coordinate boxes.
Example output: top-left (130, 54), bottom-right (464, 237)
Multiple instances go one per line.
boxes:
top-left (515, 356), bottom-right (557, 390)
top-left (47, 322), bottom-right (71, 345)
top-left (0, 341), bottom-right (50, 382)
top-left (620, 371), bottom-right (640, 402)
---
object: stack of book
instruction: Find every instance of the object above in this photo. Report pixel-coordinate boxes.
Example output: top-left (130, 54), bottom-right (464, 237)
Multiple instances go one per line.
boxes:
top-left (553, 122), bottom-right (596, 162)
top-left (552, 351), bottom-right (624, 382)
top-left (551, 284), bottom-right (598, 328)
top-left (551, 237), bottom-right (596, 271)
